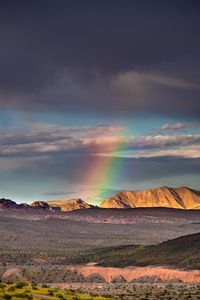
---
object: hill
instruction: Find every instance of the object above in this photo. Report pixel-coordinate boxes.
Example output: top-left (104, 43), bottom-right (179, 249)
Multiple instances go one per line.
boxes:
top-left (100, 186), bottom-right (200, 210)
top-left (84, 232), bottom-right (200, 269)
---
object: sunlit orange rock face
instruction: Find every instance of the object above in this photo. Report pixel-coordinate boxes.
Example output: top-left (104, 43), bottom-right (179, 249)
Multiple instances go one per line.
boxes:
top-left (66, 265), bottom-right (200, 283)
top-left (47, 198), bottom-right (94, 211)
top-left (100, 186), bottom-right (200, 209)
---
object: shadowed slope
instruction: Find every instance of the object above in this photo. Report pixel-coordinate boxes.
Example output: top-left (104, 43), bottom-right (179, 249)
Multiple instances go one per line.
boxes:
top-left (84, 232), bottom-right (200, 269)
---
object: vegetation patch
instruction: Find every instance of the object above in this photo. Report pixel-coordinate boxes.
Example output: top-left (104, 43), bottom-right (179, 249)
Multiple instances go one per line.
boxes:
top-left (0, 282), bottom-right (113, 300)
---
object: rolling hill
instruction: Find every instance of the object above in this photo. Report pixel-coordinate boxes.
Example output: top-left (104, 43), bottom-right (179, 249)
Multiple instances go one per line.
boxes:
top-left (83, 232), bottom-right (200, 269)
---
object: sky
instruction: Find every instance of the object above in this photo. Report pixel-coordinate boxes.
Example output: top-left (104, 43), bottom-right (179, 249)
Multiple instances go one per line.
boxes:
top-left (0, 0), bottom-right (200, 204)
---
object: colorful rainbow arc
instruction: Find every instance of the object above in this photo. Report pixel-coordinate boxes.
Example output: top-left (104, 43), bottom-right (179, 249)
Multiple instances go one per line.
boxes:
top-left (86, 128), bottom-right (127, 204)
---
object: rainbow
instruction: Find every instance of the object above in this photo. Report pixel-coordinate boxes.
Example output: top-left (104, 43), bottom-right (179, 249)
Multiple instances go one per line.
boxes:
top-left (86, 128), bottom-right (127, 204)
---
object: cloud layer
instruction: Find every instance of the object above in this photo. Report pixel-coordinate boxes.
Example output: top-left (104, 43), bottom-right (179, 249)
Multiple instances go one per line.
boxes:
top-left (0, 124), bottom-right (200, 158)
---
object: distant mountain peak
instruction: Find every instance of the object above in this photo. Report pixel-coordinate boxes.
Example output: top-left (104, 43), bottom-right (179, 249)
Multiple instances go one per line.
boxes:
top-left (47, 198), bottom-right (94, 211)
top-left (0, 198), bottom-right (28, 211)
top-left (100, 186), bottom-right (200, 210)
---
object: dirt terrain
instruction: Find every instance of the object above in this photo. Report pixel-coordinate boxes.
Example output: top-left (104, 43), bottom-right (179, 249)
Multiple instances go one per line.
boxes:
top-left (0, 210), bottom-right (199, 256)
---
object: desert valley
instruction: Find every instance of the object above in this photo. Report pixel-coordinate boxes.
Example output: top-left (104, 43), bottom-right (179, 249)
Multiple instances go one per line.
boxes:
top-left (0, 186), bottom-right (199, 299)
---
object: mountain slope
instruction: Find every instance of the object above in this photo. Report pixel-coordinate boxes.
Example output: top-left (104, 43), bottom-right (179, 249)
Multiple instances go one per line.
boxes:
top-left (30, 201), bottom-right (60, 211)
top-left (47, 198), bottom-right (94, 211)
top-left (0, 198), bottom-right (59, 212)
top-left (83, 232), bottom-right (200, 269)
top-left (100, 186), bottom-right (200, 210)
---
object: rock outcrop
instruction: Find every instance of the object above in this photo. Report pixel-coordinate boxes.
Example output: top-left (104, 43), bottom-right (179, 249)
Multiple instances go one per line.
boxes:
top-left (30, 201), bottom-right (60, 211)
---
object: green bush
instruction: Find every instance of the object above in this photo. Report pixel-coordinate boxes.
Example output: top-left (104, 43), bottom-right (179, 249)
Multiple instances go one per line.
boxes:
top-left (15, 282), bottom-right (27, 289)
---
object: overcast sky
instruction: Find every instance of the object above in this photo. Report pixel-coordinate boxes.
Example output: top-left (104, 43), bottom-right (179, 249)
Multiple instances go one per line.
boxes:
top-left (0, 0), bottom-right (200, 203)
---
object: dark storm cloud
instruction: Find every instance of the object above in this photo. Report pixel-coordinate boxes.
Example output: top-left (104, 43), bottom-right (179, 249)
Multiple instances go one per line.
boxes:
top-left (0, 0), bottom-right (200, 116)
top-left (117, 156), bottom-right (200, 183)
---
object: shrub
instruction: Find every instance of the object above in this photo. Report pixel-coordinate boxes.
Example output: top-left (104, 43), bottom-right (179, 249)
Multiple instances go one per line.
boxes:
top-left (7, 286), bottom-right (15, 292)
top-left (14, 292), bottom-right (32, 299)
top-left (15, 282), bottom-right (27, 289)
top-left (48, 290), bottom-right (54, 296)
top-left (3, 295), bottom-right (12, 300)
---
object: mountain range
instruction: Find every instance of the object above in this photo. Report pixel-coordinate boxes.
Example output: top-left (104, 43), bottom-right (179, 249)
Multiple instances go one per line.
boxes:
top-left (0, 186), bottom-right (200, 212)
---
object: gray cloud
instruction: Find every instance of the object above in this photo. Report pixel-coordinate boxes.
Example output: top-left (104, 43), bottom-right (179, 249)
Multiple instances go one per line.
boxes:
top-left (117, 146), bottom-right (200, 159)
top-left (0, 124), bottom-right (200, 157)
top-left (160, 123), bottom-right (187, 131)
